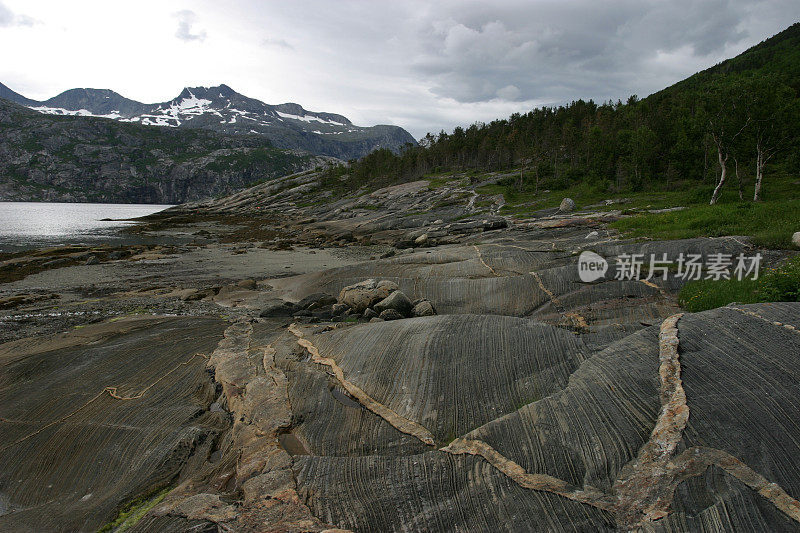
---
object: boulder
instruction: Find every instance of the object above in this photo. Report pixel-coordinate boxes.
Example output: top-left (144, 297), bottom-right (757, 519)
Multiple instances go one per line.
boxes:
top-left (793, 231), bottom-right (800, 248)
top-left (414, 234), bottom-right (429, 246)
top-left (374, 291), bottom-right (413, 317)
top-left (338, 279), bottom-right (398, 312)
top-left (259, 301), bottom-right (297, 318)
top-left (559, 198), bottom-right (576, 213)
top-left (85, 255), bottom-right (100, 266)
top-left (363, 308), bottom-right (378, 320)
top-left (296, 292), bottom-right (337, 310)
top-left (378, 309), bottom-right (404, 321)
top-left (236, 279), bottom-right (258, 290)
top-left (181, 288), bottom-right (213, 302)
top-left (411, 300), bottom-right (436, 317)
top-left (331, 303), bottom-right (350, 316)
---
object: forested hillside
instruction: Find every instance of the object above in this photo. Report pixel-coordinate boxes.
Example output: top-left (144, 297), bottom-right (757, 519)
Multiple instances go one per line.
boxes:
top-left (336, 23), bottom-right (800, 204)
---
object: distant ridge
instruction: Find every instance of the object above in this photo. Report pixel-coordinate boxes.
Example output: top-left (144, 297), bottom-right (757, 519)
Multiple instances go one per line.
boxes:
top-left (0, 82), bottom-right (416, 160)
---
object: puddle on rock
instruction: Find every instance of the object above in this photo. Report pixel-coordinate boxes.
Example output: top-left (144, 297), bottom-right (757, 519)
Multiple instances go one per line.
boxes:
top-left (330, 386), bottom-right (363, 409)
top-left (278, 431), bottom-right (310, 456)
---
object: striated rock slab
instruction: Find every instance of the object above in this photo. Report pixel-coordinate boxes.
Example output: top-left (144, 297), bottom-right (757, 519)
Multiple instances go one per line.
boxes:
top-left (0, 317), bottom-right (228, 532)
top-left (282, 304), bottom-right (800, 531)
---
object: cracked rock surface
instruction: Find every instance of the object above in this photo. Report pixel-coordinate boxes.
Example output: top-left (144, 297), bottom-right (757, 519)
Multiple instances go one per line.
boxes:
top-left (1, 173), bottom-right (799, 531)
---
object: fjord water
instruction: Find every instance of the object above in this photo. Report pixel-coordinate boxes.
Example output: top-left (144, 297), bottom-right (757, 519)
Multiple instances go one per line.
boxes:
top-left (0, 202), bottom-right (172, 252)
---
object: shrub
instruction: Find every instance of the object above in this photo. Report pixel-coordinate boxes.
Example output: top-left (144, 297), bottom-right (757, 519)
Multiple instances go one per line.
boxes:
top-left (679, 255), bottom-right (800, 312)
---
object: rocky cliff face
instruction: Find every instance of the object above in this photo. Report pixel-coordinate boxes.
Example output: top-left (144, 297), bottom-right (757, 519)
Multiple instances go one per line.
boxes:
top-left (0, 98), bottom-right (333, 203)
top-left (1, 82), bottom-right (417, 160)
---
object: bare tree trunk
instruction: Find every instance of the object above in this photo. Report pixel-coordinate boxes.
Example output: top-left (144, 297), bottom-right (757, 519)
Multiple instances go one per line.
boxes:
top-left (734, 158), bottom-right (744, 201)
top-left (710, 145), bottom-right (727, 205)
top-left (754, 145), bottom-right (764, 202)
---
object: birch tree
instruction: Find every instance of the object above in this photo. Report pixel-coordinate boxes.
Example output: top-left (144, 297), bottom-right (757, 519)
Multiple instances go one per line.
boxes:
top-left (703, 78), bottom-right (751, 205)
top-left (741, 76), bottom-right (797, 201)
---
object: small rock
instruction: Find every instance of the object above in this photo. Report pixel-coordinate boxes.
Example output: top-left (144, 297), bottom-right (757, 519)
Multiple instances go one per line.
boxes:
top-left (85, 255), bottom-right (100, 265)
top-left (411, 300), bottom-right (436, 317)
top-left (380, 250), bottom-right (396, 259)
top-left (182, 288), bottom-right (212, 301)
top-left (585, 231), bottom-right (599, 240)
top-left (259, 301), bottom-right (297, 317)
top-left (559, 198), bottom-right (576, 213)
top-left (793, 231), bottom-right (800, 248)
top-left (433, 219), bottom-right (444, 225)
top-left (374, 290), bottom-right (413, 316)
top-left (369, 317), bottom-right (385, 323)
top-left (363, 308), bottom-right (378, 320)
top-left (331, 303), bottom-right (349, 316)
top-left (296, 292), bottom-right (337, 310)
top-left (414, 234), bottom-right (429, 246)
top-left (108, 250), bottom-right (128, 260)
top-left (379, 309), bottom-right (404, 321)
top-left (236, 279), bottom-right (257, 290)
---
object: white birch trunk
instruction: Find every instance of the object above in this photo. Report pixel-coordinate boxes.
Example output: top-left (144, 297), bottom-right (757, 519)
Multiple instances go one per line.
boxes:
top-left (754, 145), bottom-right (764, 202)
top-left (710, 146), bottom-right (727, 205)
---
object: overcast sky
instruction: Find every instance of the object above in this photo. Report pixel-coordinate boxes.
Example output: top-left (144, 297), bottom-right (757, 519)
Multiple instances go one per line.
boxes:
top-left (1, 1), bottom-right (798, 139)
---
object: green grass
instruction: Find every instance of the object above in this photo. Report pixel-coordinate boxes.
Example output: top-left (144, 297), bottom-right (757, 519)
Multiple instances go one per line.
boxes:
top-left (471, 168), bottom-right (797, 249)
top-left (98, 487), bottom-right (171, 533)
top-left (679, 255), bottom-right (800, 311)
top-left (477, 175), bottom-right (721, 216)
top-left (611, 198), bottom-right (800, 249)
top-left (470, 168), bottom-right (798, 249)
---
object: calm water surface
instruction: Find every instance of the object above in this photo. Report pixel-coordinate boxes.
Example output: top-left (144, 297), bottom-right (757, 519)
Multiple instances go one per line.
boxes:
top-left (0, 202), bottom-right (173, 252)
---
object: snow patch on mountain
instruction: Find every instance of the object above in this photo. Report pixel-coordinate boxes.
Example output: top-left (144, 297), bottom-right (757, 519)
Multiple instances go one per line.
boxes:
top-left (29, 106), bottom-right (124, 119)
top-left (275, 110), bottom-right (347, 126)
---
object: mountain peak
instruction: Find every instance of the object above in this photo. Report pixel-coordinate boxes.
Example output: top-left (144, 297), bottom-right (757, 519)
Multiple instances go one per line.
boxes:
top-left (0, 81), bottom-right (38, 106)
top-left (178, 84), bottom-right (240, 102)
top-left (4, 81), bottom-right (416, 159)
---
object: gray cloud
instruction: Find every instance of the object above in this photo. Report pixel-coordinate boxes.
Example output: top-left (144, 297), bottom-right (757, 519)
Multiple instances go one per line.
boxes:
top-left (3, 0), bottom-right (798, 140)
top-left (238, 0), bottom-right (799, 137)
top-left (407, 0), bottom-right (759, 104)
top-left (0, 1), bottom-right (35, 27)
top-left (174, 10), bottom-right (206, 42)
top-left (261, 37), bottom-right (293, 50)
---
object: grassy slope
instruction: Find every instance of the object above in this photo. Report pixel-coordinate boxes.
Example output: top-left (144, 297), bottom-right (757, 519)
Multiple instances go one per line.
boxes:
top-left (679, 255), bottom-right (800, 311)
top-left (471, 169), bottom-right (799, 248)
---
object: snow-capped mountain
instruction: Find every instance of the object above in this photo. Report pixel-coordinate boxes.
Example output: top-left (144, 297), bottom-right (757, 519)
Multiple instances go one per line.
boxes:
top-left (0, 82), bottom-right (416, 160)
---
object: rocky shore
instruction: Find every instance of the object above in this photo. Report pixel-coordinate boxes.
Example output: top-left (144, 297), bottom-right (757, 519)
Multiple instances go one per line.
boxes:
top-left (1, 171), bottom-right (799, 532)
